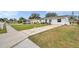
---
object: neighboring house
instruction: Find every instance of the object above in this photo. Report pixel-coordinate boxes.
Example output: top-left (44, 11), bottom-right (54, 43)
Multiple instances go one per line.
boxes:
top-left (40, 16), bottom-right (70, 25)
top-left (29, 19), bottom-right (41, 24)
top-left (24, 20), bottom-right (30, 24)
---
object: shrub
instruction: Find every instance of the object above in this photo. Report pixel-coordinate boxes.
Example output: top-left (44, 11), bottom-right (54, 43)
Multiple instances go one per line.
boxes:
top-left (77, 20), bottom-right (79, 25)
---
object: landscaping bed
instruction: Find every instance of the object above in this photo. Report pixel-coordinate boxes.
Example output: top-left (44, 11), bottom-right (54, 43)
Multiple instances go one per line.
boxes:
top-left (29, 25), bottom-right (79, 48)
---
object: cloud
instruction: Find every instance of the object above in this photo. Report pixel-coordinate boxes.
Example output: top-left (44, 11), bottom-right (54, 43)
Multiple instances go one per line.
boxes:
top-left (0, 11), bottom-right (19, 18)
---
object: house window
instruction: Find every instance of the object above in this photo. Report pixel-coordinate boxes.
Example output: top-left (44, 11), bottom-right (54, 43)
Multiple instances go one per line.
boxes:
top-left (57, 19), bottom-right (61, 22)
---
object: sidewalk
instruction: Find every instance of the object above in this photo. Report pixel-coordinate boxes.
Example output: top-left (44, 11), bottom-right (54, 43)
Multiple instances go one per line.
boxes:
top-left (13, 25), bottom-right (61, 48)
top-left (20, 25), bottom-right (62, 36)
top-left (13, 38), bottom-right (39, 48)
top-left (0, 24), bottom-right (61, 48)
top-left (0, 24), bottom-right (27, 48)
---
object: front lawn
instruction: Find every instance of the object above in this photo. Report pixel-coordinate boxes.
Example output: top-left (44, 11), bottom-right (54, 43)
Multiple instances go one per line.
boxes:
top-left (0, 23), bottom-right (7, 34)
top-left (29, 25), bottom-right (79, 48)
top-left (0, 29), bottom-right (6, 34)
top-left (11, 24), bottom-right (47, 31)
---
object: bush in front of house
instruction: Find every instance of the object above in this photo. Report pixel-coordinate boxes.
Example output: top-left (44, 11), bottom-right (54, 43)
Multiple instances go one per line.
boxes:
top-left (77, 20), bottom-right (79, 25)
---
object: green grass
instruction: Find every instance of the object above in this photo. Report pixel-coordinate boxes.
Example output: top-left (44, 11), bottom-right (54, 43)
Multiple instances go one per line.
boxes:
top-left (29, 25), bottom-right (79, 48)
top-left (11, 24), bottom-right (47, 31)
top-left (0, 23), bottom-right (7, 34)
top-left (0, 29), bottom-right (6, 34)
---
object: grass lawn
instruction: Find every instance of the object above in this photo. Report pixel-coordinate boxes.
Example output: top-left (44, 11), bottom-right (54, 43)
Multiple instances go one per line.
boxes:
top-left (0, 29), bottom-right (6, 34)
top-left (29, 25), bottom-right (79, 48)
top-left (11, 24), bottom-right (47, 31)
top-left (0, 23), bottom-right (7, 34)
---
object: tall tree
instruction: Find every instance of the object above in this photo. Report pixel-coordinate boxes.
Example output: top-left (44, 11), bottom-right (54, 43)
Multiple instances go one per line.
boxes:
top-left (13, 18), bottom-right (17, 23)
top-left (13, 18), bottom-right (17, 21)
top-left (9, 18), bottom-right (14, 22)
top-left (45, 12), bottom-right (57, 17)
top-left (29, 13), bottom-right (41, 19)
top-left (0, 18), bottom-right (4, 22)
top-left (18, 17), bottom-right (25, 23)
top-left (0, 18), bottom-right (8, 22)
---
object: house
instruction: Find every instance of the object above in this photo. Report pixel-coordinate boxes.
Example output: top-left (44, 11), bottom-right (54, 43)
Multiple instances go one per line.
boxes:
top-left (40, 16), bottom-right (70, 25)
top-left (29, 19), bottom-right (41, 24)
top-left (24, 20), bottom-right (31, 24)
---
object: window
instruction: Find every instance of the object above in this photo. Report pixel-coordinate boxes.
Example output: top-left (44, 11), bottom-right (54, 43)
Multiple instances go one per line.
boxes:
top-left (57, 19), bottom-right (61, 22)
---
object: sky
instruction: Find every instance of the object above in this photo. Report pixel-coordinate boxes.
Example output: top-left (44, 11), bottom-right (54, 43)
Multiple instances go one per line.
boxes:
top-left (0, 11), bottom-right (79, 20)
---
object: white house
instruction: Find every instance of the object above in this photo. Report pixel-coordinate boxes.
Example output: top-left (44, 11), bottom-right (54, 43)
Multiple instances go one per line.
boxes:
top-left (29, 19), bottom-right (41, 24)
top-left (40, 16), bottom-right (70, 25)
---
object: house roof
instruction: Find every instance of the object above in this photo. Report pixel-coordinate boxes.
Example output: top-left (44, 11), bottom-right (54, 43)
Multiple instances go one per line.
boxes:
top-left (29, 19), bottom-right (40, 20)
top-left (41, 16), bottom-right (68, 20)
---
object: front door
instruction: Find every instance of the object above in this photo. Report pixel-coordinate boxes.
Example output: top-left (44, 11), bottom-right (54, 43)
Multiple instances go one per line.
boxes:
top-left (45, 19), bottom-right (47, 24)
top-left (49, 19), bottom-right (52, 24)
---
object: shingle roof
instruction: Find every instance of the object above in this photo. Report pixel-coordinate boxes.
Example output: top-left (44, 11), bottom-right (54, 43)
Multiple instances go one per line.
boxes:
top-left (43, 16), bottom-right (68, 19)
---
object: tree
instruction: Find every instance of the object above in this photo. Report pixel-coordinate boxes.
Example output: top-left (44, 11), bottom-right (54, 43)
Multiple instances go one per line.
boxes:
top-left (69, 16), bottom-right (75, 19)
top-left (0, 18), bottom-right (8, 22)
top-left (69, 16), bottom-right (76, 24)
top-left (45, 12), bottom-right (57, 17)
top-left (0, 18), bottom-right (4, 22)
top-left (9, 18), bottom-right (14, 23)
top-left (13, 18), bottom-right (17, 22)
top-left (29, 13), bottom-right (41, 19)
top-left (13, 18), bottom-right (17, 21)
top-left (18, 17), bottom-right (25, 23)
top-left (3, 18), bottom-right (8, 22)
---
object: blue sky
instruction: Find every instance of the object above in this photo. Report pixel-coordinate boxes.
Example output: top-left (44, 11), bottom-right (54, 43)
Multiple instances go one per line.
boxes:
top-left (0, 11), bottom-right (79, 19)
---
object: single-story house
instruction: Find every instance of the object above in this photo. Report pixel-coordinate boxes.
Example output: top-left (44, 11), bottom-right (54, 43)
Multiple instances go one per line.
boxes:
top-left (40, 16), bottom-right (70, 25)
top-left (26, 16), bottom-right (70, 25)
top-left (24, 20), bottom-right (31, 24)
top-left (29, 19), bottom-right (41, 24)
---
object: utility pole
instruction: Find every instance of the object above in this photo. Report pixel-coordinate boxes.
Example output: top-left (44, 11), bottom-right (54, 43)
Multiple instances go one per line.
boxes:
top-left (72, 11), bottom-right (74, 17)
top-left (78, 12), bottom-right (79, 20)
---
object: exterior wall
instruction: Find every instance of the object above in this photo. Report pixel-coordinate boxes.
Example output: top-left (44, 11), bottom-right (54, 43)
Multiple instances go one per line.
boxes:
top-left (48, 17), bottom-right (70, 25)
top-left (37, 20), bottom-right (41, 23)
top-left (30, 19), bottom-right (41, 24)
top-left (29, 17), bottom-right (70, 25)
top-left (40, 20), bottom-right (45, 23)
